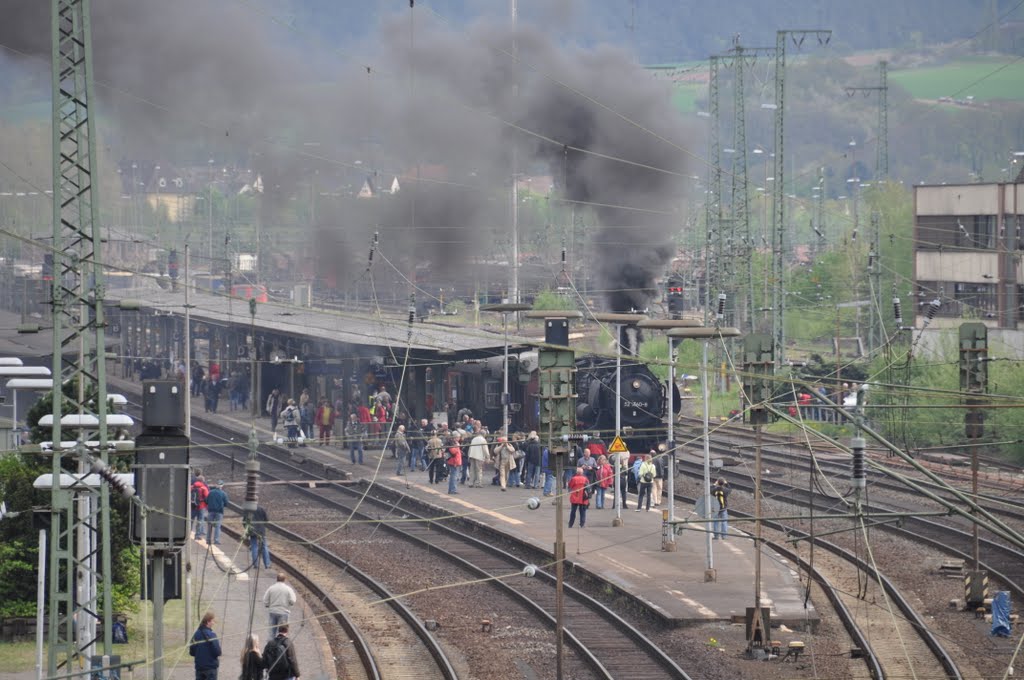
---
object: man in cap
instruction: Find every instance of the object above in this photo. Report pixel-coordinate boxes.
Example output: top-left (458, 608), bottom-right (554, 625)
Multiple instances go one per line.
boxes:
top-left (205, 480), bottom-right (228, 545)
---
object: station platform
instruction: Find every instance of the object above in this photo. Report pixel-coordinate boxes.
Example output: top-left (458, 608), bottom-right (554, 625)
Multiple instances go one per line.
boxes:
top-left (123, 373), bottom-right (817, 631)
top-left (166, 527), bottom-right (334, 680)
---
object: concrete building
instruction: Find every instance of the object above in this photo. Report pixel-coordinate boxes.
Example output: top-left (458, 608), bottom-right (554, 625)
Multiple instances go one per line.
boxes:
top-left (914, 180), bottom-right (1024, 343)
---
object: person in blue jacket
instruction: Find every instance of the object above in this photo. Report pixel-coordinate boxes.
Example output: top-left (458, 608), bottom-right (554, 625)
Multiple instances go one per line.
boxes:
top-left (204, 481), bottom-right (228, 545)
top-left (189, 611), bottom-right (221, 680)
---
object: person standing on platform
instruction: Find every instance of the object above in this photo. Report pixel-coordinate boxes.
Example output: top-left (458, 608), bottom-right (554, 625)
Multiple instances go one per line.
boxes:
top-left (239, 634), bottom-right (262, 680)
top-left (652, 453), bottom-right (666, 508)
top-left (412, 419), bottom-right (429, 471)
top-left (189, 611), bottom-right (221, 680)
top-left (595, 455), bottom-right (613, 509)
top-left (491, 436), bottom-right (517, 491)
top-left (314, 398), bottom-right (334, 445)
top-left (523, 432), bottom-right (542, 489)
top-left (298, 399), bottom-right (314, 447)
top-left (611, 451), bottom-right (630, 510)
top-left (345, 413), bottom-right (366, 464)
top-left (247, 506), bottom-right (272, 569)
top-left (263, 573), bottom-right (297, 636)
top-left (191, 475), bottom-right (210, 540)
top-left (541, 445), bottom-right (556, 497)
top-left (205, 481), bottom-right (228, 545)
top-left (264, 624), bottom-right (300, 680)
top-left (636, 453), bottom-right (656, 512)
top-left (280, 399), bottom-right (300, 447)
top-left (468, 429), bottom-right (489, 487)
top-left (394, 425), bottom-right (412, 475)
top-left (266, 388), bottom-right (282, 436)
top-left (567, 467), bottom-right (590, 529)
top-left (426, 429), bottom-right (445, 484)
top-left (446, 434), bottom-right (463, 495)
top-left (713, 478), bottom-right (730, 539)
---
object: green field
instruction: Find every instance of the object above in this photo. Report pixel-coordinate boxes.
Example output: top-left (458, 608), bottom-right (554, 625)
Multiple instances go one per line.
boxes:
top-left (889, 57), bottom-right (1024, 102)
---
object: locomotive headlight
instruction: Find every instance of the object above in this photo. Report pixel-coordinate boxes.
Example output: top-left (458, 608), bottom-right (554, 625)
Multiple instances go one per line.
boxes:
top-left (631, 380), bottom-right (641, 390)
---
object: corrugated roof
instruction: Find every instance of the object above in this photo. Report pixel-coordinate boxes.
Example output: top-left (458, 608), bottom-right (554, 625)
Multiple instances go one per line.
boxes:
top-left (107, 285), bottom-right (527, 356)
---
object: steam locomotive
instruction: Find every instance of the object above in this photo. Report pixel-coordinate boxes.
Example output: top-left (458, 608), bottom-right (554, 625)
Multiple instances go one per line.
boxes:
top-left (446, 353), bottom-right (679, 452)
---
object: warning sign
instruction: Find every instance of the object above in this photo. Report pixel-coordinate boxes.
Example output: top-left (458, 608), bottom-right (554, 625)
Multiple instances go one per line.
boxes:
top-left (608, 436), bottom-right (629, 454)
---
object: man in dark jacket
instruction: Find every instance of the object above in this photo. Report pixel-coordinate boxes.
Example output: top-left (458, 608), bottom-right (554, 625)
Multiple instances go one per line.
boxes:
top-left (524, 434), bottom-right (542, 489)
top-left (264, 623), bottom-right (301, 680)
top-left (247, 506), bottom-right (271, 569)
top-left (189, 611), bottom-right (221, 680)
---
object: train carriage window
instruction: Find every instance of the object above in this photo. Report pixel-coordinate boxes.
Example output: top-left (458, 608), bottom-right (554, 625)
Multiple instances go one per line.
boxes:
top-left (484, 380), bottom-right (501, 410)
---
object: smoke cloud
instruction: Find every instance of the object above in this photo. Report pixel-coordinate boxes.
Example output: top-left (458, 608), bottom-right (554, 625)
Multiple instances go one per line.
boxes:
top-left (0, 1), bottom-right (691, 311)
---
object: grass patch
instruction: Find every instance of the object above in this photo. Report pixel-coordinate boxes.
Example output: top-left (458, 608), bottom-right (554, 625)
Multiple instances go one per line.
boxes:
top-left (0, 599), bottom-right (188, 674)
top-left (890, 58), bottom-right (1024, 101)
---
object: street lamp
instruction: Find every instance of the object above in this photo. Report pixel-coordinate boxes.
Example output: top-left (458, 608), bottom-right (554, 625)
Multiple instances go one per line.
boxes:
top-left (637, 318), bottom-right (702, 549)
top-left (481, 303), bottom-right (531, 435)
top-left (668, 325), bottom-right (741, 574)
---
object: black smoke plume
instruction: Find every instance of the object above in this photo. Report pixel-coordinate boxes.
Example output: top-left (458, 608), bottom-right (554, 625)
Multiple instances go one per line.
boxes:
top-left (0, 2), bottom-right (691, 311)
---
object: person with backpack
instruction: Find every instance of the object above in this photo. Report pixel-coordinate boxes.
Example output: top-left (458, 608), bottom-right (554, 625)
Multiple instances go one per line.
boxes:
top-left (263, 623), bottom-right (300, 680)
top-left (652, 453), bottom-right (667, 508)
top-left (280, 399), bottom-right (300, 448)
top-left (314, 398), bottom-right (335, 446)
top-left (567, 467), bottom-right (590, 529)
top-left (712, 478), bottom-right (730, 540)
top-left (189, 611), bottom-right (221, 680)
top-left (204, 480), bottom-right (228, 545)
top-left (191, 475), bottom-right (210, 540)
top-left (636, 453), bottom-right (657, 512)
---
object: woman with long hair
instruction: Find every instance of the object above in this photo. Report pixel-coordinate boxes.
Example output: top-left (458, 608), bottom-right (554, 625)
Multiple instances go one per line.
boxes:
top-left (240, 633), bottom-right (262, 680)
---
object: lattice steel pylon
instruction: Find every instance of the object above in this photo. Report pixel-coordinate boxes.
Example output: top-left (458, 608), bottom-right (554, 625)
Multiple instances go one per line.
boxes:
top-left (843, 60), bottom-right (889, 181)
top-left (48, 0), bottom-right (113, 675)
top-left (704, 55), bottom-right (722, 325)
top-left (772, 29), bottom-right (831, 366)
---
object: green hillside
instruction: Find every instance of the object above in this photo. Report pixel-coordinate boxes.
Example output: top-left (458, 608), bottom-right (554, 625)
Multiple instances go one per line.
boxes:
top-left (889, 57), bottom-right (1024, 101)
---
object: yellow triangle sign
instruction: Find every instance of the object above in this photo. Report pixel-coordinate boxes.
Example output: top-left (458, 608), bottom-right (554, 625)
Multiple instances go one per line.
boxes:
top-left (608, 435), bottom-right (629, 454)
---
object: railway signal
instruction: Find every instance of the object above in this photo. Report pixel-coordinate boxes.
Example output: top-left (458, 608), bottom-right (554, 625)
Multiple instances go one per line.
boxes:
top-left (959, 322), bottom-right (989, 605)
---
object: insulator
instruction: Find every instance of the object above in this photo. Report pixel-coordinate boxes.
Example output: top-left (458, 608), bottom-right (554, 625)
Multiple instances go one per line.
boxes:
top-left (243, 456), bottom-right (260, 513)
top-left (892, 296), bottom-right (903, 325)
top-left (851, 436), bottom-right (866, 489)
top-left (852, 229), bottom-right (858, 242)
top-left (867, 250), bottom-right (876, 271)
top-left (561, 247), bottom-right (566, 265)
top-left (90, 458), bottom-right (136, 499)
top-left (926, 298), bottom-right (940, 320)
top-left (716, 293), bottom-right (727, 319)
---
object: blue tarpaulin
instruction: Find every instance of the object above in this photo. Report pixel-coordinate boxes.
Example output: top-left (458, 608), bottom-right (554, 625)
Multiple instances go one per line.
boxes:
top-left (992, 591), bottom-right (1012, 638)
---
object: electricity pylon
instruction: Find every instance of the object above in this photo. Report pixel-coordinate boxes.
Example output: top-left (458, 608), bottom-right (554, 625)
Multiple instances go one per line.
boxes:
top-left (844, 61), bottom-right (889, 181)
top-left (772, 29), bottom-right (832, 365)
top-left (48, 0), bottom-right (113, 675)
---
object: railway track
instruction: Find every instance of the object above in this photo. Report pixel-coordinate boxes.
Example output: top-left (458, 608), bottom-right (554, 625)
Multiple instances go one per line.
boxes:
top-left (218, 517), bottom-right (458, 680)
top-left (178, 417), bottom-right (693, 680)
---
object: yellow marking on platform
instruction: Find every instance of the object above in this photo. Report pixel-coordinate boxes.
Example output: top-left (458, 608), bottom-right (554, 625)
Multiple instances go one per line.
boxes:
top-left (601, 555), bottom-right (649, 579)
top-left (408, 480), bottom-right (525, 526)
top-left (667, 589), bottom-right (717, 617)
top-left (194, 536), bottom-right (249, 580)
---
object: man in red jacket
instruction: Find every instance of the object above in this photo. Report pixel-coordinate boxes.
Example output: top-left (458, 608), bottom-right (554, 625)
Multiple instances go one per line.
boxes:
top-left (567, 467), bottom-right (590, 529)
top-left (191, 475), bottom-right (210, 540)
